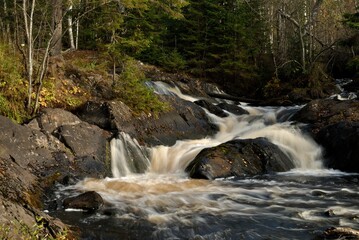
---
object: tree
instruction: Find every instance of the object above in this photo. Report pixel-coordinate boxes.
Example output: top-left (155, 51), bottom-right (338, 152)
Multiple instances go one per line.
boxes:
top-left (50, 0), bottom-right (63, 56)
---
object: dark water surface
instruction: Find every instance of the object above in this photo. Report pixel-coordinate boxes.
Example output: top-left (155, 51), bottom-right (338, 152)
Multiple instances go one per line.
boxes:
top-left (50, 170), bottom-right (359, 240)
top-left (50, 81), bottom-right (359, 239)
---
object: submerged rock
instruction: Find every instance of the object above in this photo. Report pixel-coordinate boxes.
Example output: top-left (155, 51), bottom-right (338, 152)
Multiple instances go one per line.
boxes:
top-left (194, 99), bottom-right (228, 117)
top-left (185, 138), bottom-right (294, 179)
top-left (217, 103), bottom-right (249, 115)
top-left (63, 191), bottom-right (104, 211)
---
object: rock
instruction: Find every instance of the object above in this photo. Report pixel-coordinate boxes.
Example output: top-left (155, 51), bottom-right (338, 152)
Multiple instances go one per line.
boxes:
top-left (217, 103), bottom-right (249, 115)
top-left (292, 99), bottom-right (359, 172)
top-left (315, 227), bottom-right (359, 240)
top-left (52, 121), bottom-right (112, 178)
top-left (185, 138), bottom-right (294, 179)
top-left (63, 191), bottom-right (104, 211)
top-left (74, 101), bottom-right (129, 131)
top-left (316, 121), bottom-right (359, 172)
top-left (76, 96), bottom-right (217, 146)
top-left (34, 108), bottom-right (82, 133)
top-left (292, 99), bottom-right (359, 135)
top-left (0, 156), bottom-right (68, 238)
top-left (194, 99), bottom-right (228, 117)
top-left (324, 209), bottom-right (335, 217)
top-left (0, 115), bottom-right (58, 171)
top-left (54, 122), bottom-right (109, 157)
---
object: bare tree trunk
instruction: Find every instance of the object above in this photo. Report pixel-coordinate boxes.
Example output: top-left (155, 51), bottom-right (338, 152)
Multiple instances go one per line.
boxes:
top-left (75, 18), bottom-right (79, 49)
top-left (299, 28), bottom-right (306, 72)
top-left (50, 0), bottom-right (63, 56)
top-left (67, 0), bottom-right (75, 49)
top-left (33, 37), bottom-right (52, 114)
top-left (1, 1), bottom-right (11, 43)
top-left (23, 0), bottom-right (36, 111)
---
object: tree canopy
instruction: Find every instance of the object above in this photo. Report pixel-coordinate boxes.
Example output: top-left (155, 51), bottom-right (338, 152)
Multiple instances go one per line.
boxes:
top-left (0, 0), bottom-right (358, 120)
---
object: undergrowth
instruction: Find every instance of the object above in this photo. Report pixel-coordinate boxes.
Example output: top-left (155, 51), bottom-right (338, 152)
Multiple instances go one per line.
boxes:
top-left (0, 43), bottom-right (169, 123)
top-left (0, 43), bottom-right (28, 122)
top-left (113, 57), bottom-right (170, 115)
top-left (0, 218), bottom-right (69, 240)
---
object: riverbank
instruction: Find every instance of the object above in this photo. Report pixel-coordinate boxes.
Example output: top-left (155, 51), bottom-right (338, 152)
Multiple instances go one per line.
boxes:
top-left (0, 54), bottom-right (358, 238)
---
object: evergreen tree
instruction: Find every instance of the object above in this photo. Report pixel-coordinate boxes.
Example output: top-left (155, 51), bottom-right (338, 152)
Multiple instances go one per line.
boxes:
top-left (173, 0), bottom-right (266, 94)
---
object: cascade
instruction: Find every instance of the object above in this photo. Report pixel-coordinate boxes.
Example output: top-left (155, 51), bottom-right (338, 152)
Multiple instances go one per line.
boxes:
top-left (56, 81), bottom-right (359, 240)
top-left (110, 82), bottom-right (323, 177)
top-left (111, 132), bottom-right (151, 178)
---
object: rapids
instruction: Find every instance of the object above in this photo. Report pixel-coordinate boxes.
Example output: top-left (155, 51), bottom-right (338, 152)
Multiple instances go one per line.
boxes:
top-left (51, 82), bottom-right (359, 239)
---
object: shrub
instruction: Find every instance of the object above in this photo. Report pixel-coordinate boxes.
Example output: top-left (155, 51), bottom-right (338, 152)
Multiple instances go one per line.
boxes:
top-left (0, 43), bottom-right (28, 122)
top-left (114, 57), bottom-right (169, 115)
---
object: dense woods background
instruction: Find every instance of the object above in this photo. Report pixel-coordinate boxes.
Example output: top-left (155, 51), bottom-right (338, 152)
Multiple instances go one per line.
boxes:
top-left (0, 0), bottom-right (358, 122)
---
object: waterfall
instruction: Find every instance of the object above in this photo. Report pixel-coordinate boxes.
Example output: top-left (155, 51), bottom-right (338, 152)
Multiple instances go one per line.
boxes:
top-left (110, 82), bottom-right (323, 177)
top-left (111, 132), bottom-right (151, 178)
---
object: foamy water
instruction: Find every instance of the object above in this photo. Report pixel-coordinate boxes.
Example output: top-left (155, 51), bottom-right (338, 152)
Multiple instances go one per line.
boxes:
top-left (52, 82), bottom-right (359, 239)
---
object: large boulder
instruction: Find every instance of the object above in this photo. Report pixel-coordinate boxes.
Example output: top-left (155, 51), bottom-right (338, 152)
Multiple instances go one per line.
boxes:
top-left (292, 99), bottom-right (359, 172)
top-left (53, 122), bottom-right (112, 178)
top-left (316, 121), bottom-right (359, 172)
top-left (292, 99), bottom-right (359, 135)
top-left (75, 96), bottom-right (217, 146)
top-left (185, 138), bottom-right (294, 179)
top-left (63, 191), bottom-right (104, 211)
top-left (0, 115), bottom-right (57, 172)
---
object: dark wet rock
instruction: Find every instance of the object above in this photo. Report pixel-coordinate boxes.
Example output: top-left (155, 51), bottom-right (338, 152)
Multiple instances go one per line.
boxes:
top-left (292, 99), bottom-right (359, 172)
top-left (73, 101), bottom-right (126, 131)
top-left (292, 99), bottom-right (359, 135)
top-left (315, 227), bottom-right (359, 240)
top-left (324, 209), bottom-right (335, 217)
top-left (195, 99), bottom-right (228, 117)
top-left (185, 138), bottom-right (294, 179)
top-left (0, 112), bottom-right (113, 235)
top-left (316, 121), bottom-right (359, 172)
top-left (217, 103), bottom-right (249, 115)
top-left (76, 96), bottom-right (217, 146)
top-left (63, 191), bottom-right (104, 211)
top-left (341, 78), bottom-right (359, 95)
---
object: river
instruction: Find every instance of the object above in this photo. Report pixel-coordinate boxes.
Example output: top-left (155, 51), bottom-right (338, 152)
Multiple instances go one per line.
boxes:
top-left (51, 82), bottom-right (359, 239)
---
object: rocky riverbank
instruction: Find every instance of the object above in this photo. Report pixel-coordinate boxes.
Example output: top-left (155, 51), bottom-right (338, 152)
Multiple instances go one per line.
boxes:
top-left (0, 77), bottom-right (358, 238)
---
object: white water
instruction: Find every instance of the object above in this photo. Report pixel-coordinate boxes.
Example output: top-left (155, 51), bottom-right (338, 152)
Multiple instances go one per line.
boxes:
top-left (111, 82), bottom-right (323, 176)
top-left (59, 82), bottom-right (359, 239)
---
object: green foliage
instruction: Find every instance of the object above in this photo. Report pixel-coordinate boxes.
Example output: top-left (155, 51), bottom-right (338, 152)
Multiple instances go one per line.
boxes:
top-left (114, 57), bottom-right (169, 115)
top-left (0, 218), bottom-right (69, 240)
top-left (343, 10), bottom-right (359, 30)
top-left (0, 43), bottom-right (28, 122)
top-left (263, 78), bottom-right (281, 98)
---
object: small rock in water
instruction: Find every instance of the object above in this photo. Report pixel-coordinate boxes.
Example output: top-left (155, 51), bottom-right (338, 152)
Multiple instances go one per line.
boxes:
top-left (315, 227), bottom-right (359, 239)
top-left (324, 209), bottom-right (335, 217)
top-left (63, 191), bottom-right (104, 211)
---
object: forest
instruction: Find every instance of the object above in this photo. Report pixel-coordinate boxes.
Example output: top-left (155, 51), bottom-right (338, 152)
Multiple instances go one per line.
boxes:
top-left (0, 0), bottom-right (358, 122)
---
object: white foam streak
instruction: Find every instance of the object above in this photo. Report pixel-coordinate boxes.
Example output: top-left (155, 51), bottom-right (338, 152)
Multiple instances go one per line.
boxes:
top-left (111, 132), bottom-right (150, 178)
